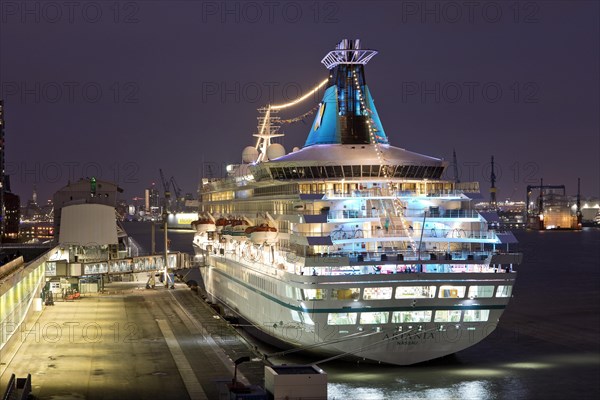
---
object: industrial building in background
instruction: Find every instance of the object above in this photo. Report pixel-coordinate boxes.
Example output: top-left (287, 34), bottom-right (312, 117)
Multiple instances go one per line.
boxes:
top-left (526, 179), bottom-right (581, 230)
top-left (3, 176), bottom-right (20, 242)
top-left (0, 100), bottom-right (21, 242)
top-left (0, 100), bottom-right (5, 240)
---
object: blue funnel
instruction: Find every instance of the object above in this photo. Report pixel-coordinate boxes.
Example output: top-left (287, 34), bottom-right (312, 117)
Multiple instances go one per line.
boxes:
top-left (304, 40), bottom-right (388, 147)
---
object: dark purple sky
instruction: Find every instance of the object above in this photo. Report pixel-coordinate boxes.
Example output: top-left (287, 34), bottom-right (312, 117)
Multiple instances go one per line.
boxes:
top-left (1, 1), bottom-right (598, 203)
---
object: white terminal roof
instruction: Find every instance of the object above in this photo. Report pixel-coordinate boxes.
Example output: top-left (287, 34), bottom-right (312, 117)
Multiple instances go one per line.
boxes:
top-left (269, 144), bottom-right (444, 165)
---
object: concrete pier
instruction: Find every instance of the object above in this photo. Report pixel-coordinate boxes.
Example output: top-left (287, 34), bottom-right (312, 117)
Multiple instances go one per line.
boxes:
top-left (0, 278), bottom-right (264, 399)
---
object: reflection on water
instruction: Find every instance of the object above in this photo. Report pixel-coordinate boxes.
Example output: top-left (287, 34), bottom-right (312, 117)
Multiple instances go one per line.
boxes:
top-left (328, 380), bottom-right (492, 400)
top-left (282, 349), bottom-right (597, 399)
top-left (125, 223), bottom-right (600, 399)
top-left (123, 221), bottom-right (194, 255)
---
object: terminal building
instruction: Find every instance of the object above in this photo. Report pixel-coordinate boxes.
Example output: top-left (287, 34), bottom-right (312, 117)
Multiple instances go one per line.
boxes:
top-left (53, 178), bottom-right (123, 239)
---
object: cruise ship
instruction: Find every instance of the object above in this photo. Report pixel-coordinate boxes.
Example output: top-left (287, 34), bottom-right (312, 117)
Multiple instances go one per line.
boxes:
top-left (193, 40), bottom-right (522, 365)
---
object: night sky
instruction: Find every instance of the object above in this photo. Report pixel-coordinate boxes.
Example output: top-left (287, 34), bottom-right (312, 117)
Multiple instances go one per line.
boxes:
top-left (1, 1), bottom-right (598, 203)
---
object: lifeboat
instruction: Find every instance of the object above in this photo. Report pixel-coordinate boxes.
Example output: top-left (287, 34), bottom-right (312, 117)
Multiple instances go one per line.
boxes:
top-left (224, 220), bottom-right (249, 240)
top-left (191, 218), bottom-right (216, 233)
top-left (245, 223), bottom-right (278, 244)
top-left (215, 217), bottom-right (230, 233)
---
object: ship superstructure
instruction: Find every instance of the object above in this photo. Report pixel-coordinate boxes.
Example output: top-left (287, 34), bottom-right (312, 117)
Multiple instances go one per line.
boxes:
top-left (193, 39), bottom-right (522, 365)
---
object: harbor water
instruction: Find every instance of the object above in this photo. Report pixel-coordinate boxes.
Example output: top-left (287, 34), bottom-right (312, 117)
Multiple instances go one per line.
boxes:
top-left (123, 222), bottom-right (600, 399)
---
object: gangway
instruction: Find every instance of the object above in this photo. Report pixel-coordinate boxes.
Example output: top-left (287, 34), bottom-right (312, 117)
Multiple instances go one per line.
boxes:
top-left (45, 252), bottom-right (191, 277)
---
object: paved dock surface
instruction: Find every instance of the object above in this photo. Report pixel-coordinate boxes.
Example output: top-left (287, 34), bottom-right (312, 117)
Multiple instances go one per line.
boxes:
top-left (0, 280), bottom-right (264, 399)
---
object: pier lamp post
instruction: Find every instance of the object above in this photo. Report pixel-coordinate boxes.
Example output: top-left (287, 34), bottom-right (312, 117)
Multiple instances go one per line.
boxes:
top-left (163, 192), bottom-right (171, 287)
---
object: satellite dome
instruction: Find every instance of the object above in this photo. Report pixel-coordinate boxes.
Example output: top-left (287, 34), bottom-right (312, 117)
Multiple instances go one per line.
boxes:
top-left (266, 143), bottom-right (286, 160)
top-left (242, 146), bottom-right (259, 163)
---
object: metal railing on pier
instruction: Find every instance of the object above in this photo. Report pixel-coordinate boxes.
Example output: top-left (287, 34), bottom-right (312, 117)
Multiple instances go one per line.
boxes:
top-left (2, 373), bottom-right (32, 400)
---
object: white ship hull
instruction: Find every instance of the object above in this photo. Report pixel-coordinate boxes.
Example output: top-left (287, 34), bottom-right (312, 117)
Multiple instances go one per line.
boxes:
top-left (200, 251), bottom-right (516, 365)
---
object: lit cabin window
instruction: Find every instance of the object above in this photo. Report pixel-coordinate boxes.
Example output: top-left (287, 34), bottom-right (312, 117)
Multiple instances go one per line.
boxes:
top-left (360, 312), bottom-right (389, 324)
top-left (463, 310), bottom-right (490, 322)
top-left (392, 311), bottom-right (432, 323)
top-left (302, 312), bottom-right (315, 325)
top-left (291, 310), bottom-right (302, 323)
top-left (332, 288), bottom-right (360, 300)
top-left (434, 310), bottom-right (462, 322)
top-left (395, 286), bottom-right (436, 299)
top-left (467, 286), bottom-right (494, 298)
top-left (327, 313), bottom-right (357, 325)
top-left (496, 285), bottom-right (513, 298)
top-left (438, 286), bottom-right (466, 298)
top-left (303, 288), bottom-right (327, 300)
top-left (363, 287), bottom-right (392, 300)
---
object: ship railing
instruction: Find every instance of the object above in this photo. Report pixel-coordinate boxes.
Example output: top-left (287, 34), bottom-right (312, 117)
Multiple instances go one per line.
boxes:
top-left (296, 209), bottom-right (480, 220)
top-left (401, 209), bottom-right (480, 218)
top-left (323, 189), bottom-right (465, 199)
top-left (296, 209), bottom-right (377, 218)
top-left (327, 209), bottom-right (378, 219)
top-left (300, 249), bottom-right (493, 263)
top-left (291, 228), bottom-right (497, 240)
top-left (397, 190), bottom-right (466, 198)
top-left (295, 252), bottom-right (521, 277)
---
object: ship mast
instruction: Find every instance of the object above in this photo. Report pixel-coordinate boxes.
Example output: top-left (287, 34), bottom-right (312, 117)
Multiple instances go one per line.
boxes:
top-left (253, 79), bottom-right (328, 163)
top-left (254, 107), bottom-right (283, 163)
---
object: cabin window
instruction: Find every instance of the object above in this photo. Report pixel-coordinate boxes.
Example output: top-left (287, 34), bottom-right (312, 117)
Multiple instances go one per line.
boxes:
top-left (438, 285), bottom-right (466, 298)
top-left (302, 312), bottom-right (315, 325)
top-left (395, 286), bottom-right (436, 299)
top-left (496, 285), bottom-right (512, 298)
top-left (391, 311), bottom-right (432, 323)
top-left (327, 313), bottom-right (357, 325)
top-left (360, 312), bottom-right (389, 324)
top-left (291, 310), bottom-right (302, 323)
top-left (363, 287), bottom-right (393, 300)
top-left (463, 310), bottom-right (490, 322)
top-left (467, 285), bottom-right (494, 298)
top-left (303, 288), bottom-right (326, 300)
top-left (332, 288), bottom-right (360, 300)
top-left (434, 310), bottom-right (462, 322)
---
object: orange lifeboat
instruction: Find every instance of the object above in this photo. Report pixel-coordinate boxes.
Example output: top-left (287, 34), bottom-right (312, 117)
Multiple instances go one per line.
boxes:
top-left (215, 217), bottom-right (230, 232)
top-left (191, 218), bottom-right (216, 233)
top-left (246, 223), bottom-right (278, 244)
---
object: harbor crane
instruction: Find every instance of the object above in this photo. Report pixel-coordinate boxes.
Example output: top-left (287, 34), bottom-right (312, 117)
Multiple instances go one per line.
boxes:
top-left (170, 176), bottom-right (184, 212)
top-left (158, 169), bottom-right (172, 212)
